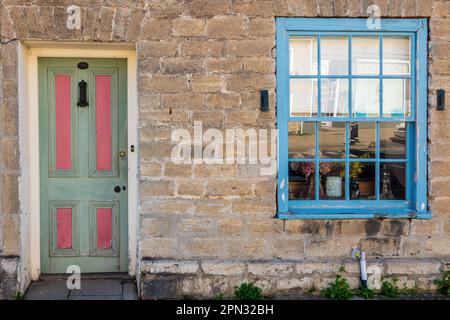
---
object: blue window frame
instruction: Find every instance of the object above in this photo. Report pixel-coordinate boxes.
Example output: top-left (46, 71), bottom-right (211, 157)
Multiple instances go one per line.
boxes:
top-left (276, 18), bottom-right (429, 219)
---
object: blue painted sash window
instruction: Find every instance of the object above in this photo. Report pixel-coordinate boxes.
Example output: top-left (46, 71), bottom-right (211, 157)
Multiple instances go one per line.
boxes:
top-left (276, 18), bottom-right (429, 219)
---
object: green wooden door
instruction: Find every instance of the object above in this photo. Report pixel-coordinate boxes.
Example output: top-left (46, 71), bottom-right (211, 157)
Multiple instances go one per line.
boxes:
top-left (39, 58), bottom-right (128, 273)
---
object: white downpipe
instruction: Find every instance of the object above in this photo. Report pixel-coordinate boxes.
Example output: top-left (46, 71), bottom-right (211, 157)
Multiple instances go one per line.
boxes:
top-left (360, 251), bottom-right (368, 287)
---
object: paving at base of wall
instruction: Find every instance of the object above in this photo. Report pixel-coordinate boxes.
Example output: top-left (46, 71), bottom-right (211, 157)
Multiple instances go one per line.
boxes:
top-left (24, 275), bottom-right (138, 300)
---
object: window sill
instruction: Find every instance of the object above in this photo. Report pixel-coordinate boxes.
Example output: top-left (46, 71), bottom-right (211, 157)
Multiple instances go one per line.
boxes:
top-left (277, 208), bottom-right (431, 220)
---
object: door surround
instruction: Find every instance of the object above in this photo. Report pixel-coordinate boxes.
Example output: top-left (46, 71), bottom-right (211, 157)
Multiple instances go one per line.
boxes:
top-left (18, 41), bottom-right (138, 287)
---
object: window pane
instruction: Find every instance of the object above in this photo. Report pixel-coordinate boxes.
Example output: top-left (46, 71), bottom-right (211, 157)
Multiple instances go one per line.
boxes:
top-left (320, 162), bottom-right (345, 200)
top-left (380, 122), bottom-right (406, 159)
top-left (290, 79), bottom-right (318, 116)
top-left (288, 121), bottom-right (315, 159)
top-left (321, 78), bottom-right (349, 117)
top-left (352, 79), bottom-right (380, 117)
top-left (320, 36), bottom-right (349, 75)
top-left (319, 122), bottom-right (345, 158)
top-left (349, 122), bottom-right (376, 158)
top-left (289, 162), bottom-right (315, 200)
top-left (352, 36), bottom-right (380, 75)
top-left (380, 162), bottom-right (406, 200)
top-left (383, 37), bottom-right (410, 75)
top-left (289, 37), bottom-right (318, 75)
top-left (383, 79), bottom-right (411, 117)
top-left (350, 162), bottom-right (376, 200)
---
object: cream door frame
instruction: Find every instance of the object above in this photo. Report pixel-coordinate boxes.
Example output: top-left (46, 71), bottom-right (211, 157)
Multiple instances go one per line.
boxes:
top-left (18, 41), bottom-right (139, 290)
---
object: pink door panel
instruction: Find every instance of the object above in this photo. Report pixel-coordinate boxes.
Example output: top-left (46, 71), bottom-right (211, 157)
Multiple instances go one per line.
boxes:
top-left (55, 75), bottom-right (72, 170)
top-left (95, 75), bottom-right (112, 171)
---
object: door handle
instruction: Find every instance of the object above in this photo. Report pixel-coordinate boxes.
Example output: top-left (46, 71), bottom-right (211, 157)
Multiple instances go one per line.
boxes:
top-left (114, 186), bottom-right (127, 193)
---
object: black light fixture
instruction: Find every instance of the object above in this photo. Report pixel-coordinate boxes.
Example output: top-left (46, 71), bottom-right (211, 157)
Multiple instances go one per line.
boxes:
top-left (260, 90), bottom-right (269, 112)
top-left (437, 89), bottom-right (445, 111)
top-left (77, 80), bottom-right (89, 107)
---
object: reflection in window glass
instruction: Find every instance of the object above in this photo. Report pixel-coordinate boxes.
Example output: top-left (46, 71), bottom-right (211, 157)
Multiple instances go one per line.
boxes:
top-left (289, 162), bottom-right (316, 200)
top-left (319, 122), bottom-right (345, 158)
top-left (352, 79), bottom-right (380, 117)
top-left (288, 122), bottom-right (315, 158)
top-left (321, 78), bottom-right (349, 117)
top-left (349, 122), bottom-right (376, 158)
top-left (383, 79), bottom-right (411, 117)
top-left (383, 37), bottom-right (410, 75)
top-left (380, 122), bottom-right (406, 159)
top-left (290, 79), bottom-right (318, 117)
top-left (380, 162), bottom-right (406, 200)
top-left (350, 162), bottom-right (375, 200)
top-left (289, 37), bottom-right (318, 75)
top-left (320, 162), bottom-right (345, 200)
top-left (320, 36), bottom-right (349, 75)
top-left (352, 36), bottom-right (380, 75)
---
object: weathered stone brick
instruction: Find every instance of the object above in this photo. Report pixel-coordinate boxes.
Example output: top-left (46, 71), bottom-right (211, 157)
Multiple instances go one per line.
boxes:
top-left (184, 0), bottom-right (230, 17)
top-left (140, 140), bottom-right (173, 159)
top-left (163, 58), bottom-right (203, 74)
top-left (248, 262), bottom-right (294, 276)
top-left (225, 239), bottom-right (266, 258)
top-left (191, 75), bottom-right (223, 93)
top-left (141, 260), bottom-right (199, 274)
top-left (205, 58), bottom-right (241, 73)
top-left (178, 218), bottom-right (214, 235)
top-left (226, 74), bottom-right (275, 91)
top-left (226, 110), bottom-right (259, 125)
top-left (141, 217), bottom-right (173, 238)
top-left (177, 181), bottom-right (205, 196)
top-left (125, 9), bottom-right (146, 40)
top-left (247, 18), bottom-right (274, 37)
top-left (243, 57), bottom-right (275, 73)
top-left (172, 16), bottom-right (205, 37)
top-left (248, 218), bottom-right (283, 236)
top-left (386, 261), bottom-right (441, 275)
top-left (0, 99), bottom-right (18, 136)
top-left (0, 138), bottom-right (19, 170)
top-left (138, 40), bottom-right (179, 58)
top-left (0, 174), bottom-right (19, 214)
top-left (275, 277), bottom-right (314, 291)
top-left (141, 16), bottom-right (171, 39)
top-left (217, 218), bottom-right (243, 236)
top-left (360, 237), bottom-right (401, 257)
top-left (232, 199), bottom-right (276, 216)
top-left (142, 199), bottom-right (196, 215)
top-left (183, 238), bottom-right (223, 257)
top-left (139, 75), bottom-right (188, 93)
top-left (207, 180), bottom-right (253, 197)
top-left (195, 199), bottom-right (231, 215)
top-left (1, 215), bottom-right (20, 255)
top-left (97, 7), bottom-right (115, 41)
top-left (180, 40), bottom-right (224, 57)
top-left (433, 1), bottom-right (450, 17)
top-left (191, 110), bottom-right (224, 126)
top-left (202, 262), bottom-right (245, 275)
top-left (164, 163), bottom-right (192, 177)
top-left (141, 238), bottom-right (178, 258)
top-left (140, 180), bottom-right (175, 197)
top-left (141, 162), bottom-right (162, 177)
top-left (206, 15), bottom-right (247, 38)
top-left (225, 39), bottom-right (274, 57)
top-left (305, 238), bottom-right (357, 258)
top-left (270, 239), bottom-right (304, 259)
top-left (140, 126), bottom-right (172, 141)
top-left (205, 93), bottom-right (241, 109)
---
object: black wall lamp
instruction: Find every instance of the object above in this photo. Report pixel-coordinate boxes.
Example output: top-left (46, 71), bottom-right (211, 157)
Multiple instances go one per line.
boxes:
top-left (260, 90), bottom-right (269, 112)
top-left (77, 80), bottom-right (89, 107)
top-left (437, 89), bottom-right (445, 111)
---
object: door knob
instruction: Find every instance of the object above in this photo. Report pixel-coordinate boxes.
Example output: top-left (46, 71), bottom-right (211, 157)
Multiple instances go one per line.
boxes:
top-left (114, 186), bottom-right (121, 193)
top-left (119, 151), bottom-right (126, 158)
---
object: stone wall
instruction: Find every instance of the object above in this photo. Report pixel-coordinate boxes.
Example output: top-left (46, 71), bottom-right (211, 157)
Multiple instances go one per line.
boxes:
top-left (0, 0), bottom-right (449, 299)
